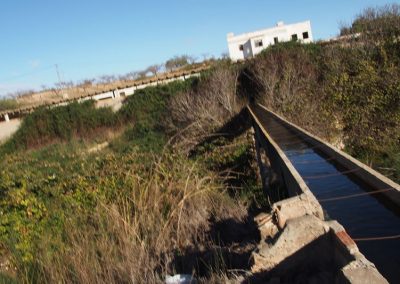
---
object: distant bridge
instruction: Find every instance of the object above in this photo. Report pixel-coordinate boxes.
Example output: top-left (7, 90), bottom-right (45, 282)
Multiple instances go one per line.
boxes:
top-left (0, 65), bottom-right (209, 122)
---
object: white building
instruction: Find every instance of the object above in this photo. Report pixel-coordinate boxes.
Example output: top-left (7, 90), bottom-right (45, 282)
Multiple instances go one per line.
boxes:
top-left (227, 21), bottom-right (313, 61)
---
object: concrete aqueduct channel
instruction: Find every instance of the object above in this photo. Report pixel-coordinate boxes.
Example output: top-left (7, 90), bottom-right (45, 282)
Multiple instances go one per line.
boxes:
top-left (248, 103), bottom-right (400, 283)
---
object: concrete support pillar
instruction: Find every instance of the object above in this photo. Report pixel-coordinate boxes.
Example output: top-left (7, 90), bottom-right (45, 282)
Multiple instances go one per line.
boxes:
top-left (254, 126), bottom-right (268, 192)
top-left (4, 113), bottom-right (10, 122)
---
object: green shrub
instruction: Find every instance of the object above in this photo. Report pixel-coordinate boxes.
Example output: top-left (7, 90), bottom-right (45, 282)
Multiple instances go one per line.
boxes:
top-left (246, 5), bottom-right (400, 182)
top-left (112, 79), bottom-right (196, 153)
top-left (0, 101), bottom-right (116, 154)
top-left (0, 140), bottom-right (240, 283)
top-left (118, 79), bottom-right (195, 125)
top-left (0, 79), bottom-right (197, 157)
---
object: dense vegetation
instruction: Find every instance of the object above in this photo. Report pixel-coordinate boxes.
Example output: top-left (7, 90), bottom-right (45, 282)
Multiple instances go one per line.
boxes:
top-left (1, 101), bottom-right (116, 154)
top-left (0, 77), bottom-right (259, 283)
top-left (0, 144), bottom-right (235, 282)
top-left (0, 4), bottom-right (399, 283)
top-left (245, 4), bottom-right (400, 182)
top-left (1, 80), bottom-right (194, 155)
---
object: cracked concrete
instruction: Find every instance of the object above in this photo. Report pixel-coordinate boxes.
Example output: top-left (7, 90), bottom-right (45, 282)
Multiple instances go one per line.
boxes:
top-left (249, 195), bottom-right (388, 283)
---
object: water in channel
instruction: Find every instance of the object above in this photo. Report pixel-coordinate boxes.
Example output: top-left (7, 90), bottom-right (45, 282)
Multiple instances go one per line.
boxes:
top-left (251, 105), bottom-right (400, 283)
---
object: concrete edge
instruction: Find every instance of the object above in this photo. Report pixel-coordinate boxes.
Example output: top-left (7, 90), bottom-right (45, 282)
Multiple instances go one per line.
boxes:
top-left (268, 196), bottom-right (388, 283)
top-left (327, 220), bottom-right (388, 283)
top-left (256, 103), bottom-right (400, 208)
top-left (247, 105), bottom-right (311, 196)
top-left (248, 105), bottom-right (389, 282)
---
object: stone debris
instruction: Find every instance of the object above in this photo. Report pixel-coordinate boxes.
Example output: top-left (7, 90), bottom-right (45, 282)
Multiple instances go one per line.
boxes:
top-left (252, 214), bottom-right (328, 273)
top-left (339, 261), bottom-right (388, 284)
top-left (250, 193), bottom-right (388, 283)
top-left (272, 192), bottom-right (324, 229)
top-left (87, 141), bottom-right (109, 153)
top-left (165, 274), bottom-right (197, 284)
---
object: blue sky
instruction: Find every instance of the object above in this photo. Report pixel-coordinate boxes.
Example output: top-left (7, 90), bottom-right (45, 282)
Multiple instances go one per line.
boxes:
top-left (0, 0), bottom-right (397, 97)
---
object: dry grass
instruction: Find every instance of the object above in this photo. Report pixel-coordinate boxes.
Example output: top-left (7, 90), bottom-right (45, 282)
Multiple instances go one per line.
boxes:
top-left (247, 43), bottom-right (340, 141)
top-left (28, 152), bottom-right (242, 284)
top-left (168, 63), bottom-right (245, 151)
top-left (11, 65), bottom-right (210, 112)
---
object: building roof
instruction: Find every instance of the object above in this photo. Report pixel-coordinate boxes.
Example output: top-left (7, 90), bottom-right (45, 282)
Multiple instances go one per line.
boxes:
top-left (227, 20), bottom-right (310, 43)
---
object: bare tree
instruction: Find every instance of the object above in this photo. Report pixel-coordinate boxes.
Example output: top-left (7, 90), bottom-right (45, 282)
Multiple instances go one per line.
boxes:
top-left (146, 64), bottom-right (163, 78)
top-left (126, 71), bottom-right (140, 81)
top-left (220, 52), bottom-right (230, 60)
top-left (64, 81), bottom-right (75, 89)
top-left (99, 75), bottom-right (116, 84)
top-left (54, 81), bottom-right (74, 90)
top-left (187, 55), bottom-right (197, 65)
top-left (118, 74), bottom-right (129, 82)
top-left (77, 79), bottom-right (95, 95)
top-left (7, 89), bottom-right (35, 99)
top-left (201, 53), bottom-right (210, 61)
top-left (168, 64), bottom-right (243, 150)
top-left (82, 79), bottom-right (95, 86)
top-left (55, 82), bottom-right (64, 90)
top-left (251, 53), bottom-right (280, 106)
top-left (137, 70), bottom-right (148, 80)
top-left (165, 55), bottom-right (192, 72)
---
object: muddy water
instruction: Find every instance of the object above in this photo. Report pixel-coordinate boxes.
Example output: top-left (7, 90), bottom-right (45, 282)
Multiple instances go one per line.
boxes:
top-left (251, 104), bottom-right (400, 283)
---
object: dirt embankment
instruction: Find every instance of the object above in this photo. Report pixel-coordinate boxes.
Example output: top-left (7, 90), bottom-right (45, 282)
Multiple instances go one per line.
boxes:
top-left (0, 119), bottom-right (21, 143)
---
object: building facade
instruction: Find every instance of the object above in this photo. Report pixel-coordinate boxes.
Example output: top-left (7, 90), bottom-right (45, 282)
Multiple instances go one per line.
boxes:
top-left (227, 21), bottom-right (313, 61)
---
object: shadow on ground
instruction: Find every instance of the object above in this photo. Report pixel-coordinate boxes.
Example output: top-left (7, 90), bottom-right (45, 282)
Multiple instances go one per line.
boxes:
top-left (171, 214), bottom-right (260, 279)
top-left (190, 108), bottom-right (267, 210)
top-left (189, 108), bottom-right (252, 157)
top-left (241, 234), bottom-right (342, 284)
top-left (171, 108), bottom-right (269, 280)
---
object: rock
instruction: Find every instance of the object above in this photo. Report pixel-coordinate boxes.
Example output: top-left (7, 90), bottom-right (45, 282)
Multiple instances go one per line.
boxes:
top-left (252, 215), bottom-right (327, 273)
top-left (272, 193), bottom-right (324, 229)
top-left (254, 212), bottom-right (279, 240)
top-left (338, 261), bottom-right (389, 284)
top-left (165, 274), bottom-right (197, 284)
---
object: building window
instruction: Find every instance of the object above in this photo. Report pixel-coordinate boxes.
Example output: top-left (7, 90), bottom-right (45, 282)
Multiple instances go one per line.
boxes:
top-left (255, 39), bottom-right (263, 47)
top-left (291, 34), bottom-right (298, 41)
top-left (239, 44), bottom-right (244, 51)
top-left (274, 37), bottom-right (279, 44)
top-left (303, 31), bottom-right (309, 39)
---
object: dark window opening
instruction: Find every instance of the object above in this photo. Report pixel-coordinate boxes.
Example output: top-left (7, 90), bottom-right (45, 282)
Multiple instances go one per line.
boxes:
top-left (255, 39), bottom-right (263, 47)
top-left (303, 31), bottom-right (309, 39)
top-left (239, 44), bottom-right (244, 51)
top-left (291, 34), bottom-right (298, 41)
top-left (274, 37), bottom-right (279, 44)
